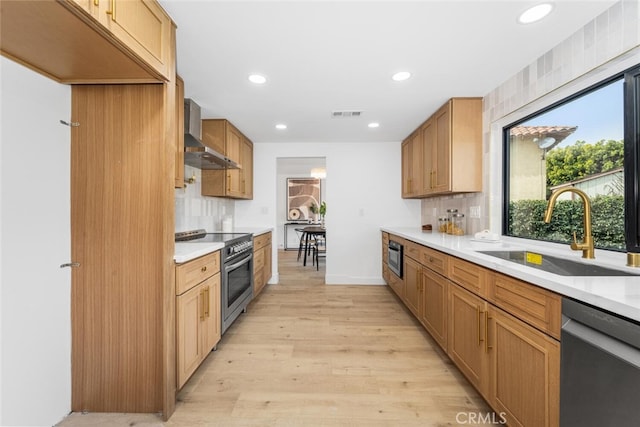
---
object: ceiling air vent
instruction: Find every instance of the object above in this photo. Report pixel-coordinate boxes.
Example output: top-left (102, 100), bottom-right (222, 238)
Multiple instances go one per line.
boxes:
top-left (331, 110), bottom-right (362, 118)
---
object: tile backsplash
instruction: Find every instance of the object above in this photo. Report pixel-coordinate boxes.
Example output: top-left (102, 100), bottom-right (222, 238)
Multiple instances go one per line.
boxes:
top-left (175, 165), bottom-right (235, 232)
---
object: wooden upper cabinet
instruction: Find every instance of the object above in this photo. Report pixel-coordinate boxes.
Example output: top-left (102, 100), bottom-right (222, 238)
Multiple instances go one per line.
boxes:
top-left (0, 0), bottom-right (173, 83)
top-left (402, 97), bottom-right (482, 198)
top-left (401, 130), bottom-right (423, 198)
top-left (421, 118), bottom-right (436, 194)
top-left (201, 119), bottom-right (254, 200)
top-left (241, 137), bottom-right (254, 198)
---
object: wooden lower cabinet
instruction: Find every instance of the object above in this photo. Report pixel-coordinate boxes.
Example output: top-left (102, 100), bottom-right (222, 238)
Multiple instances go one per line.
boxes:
top-left (403, 256), bottom-right (423, 318)
top-left (388, 270), bottom-right (405, 299)
top-left (382, 233), bottom-right (561, 426)
top-left (253, 232), bottom-right (272, 296)
top-left (175, 252), bottom-right (221, 390)
top-left (490, 306), bottom-right (560, 427)
top-left (176, 273), bottom-right (220, 389)
top-left (448, 283), bottom-right (490, 399)
top-left (420, 268), bottom-right (448, 349)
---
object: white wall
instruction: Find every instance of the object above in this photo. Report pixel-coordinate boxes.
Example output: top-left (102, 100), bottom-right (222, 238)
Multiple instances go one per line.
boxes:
top-left (234, 141), bottom-right (421, 285)
top-left (0, 58), bottom-right (72, 426)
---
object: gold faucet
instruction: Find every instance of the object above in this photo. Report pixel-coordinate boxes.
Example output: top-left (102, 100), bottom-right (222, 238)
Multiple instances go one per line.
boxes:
top-left (544, 187), bottom-right (595, 259)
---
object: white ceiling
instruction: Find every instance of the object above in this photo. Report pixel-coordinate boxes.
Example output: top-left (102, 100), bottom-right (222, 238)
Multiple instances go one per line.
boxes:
top-left (160, 0), bottom-right (616, 144)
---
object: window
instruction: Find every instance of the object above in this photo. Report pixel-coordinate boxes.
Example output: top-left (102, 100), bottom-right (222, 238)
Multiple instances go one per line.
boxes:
top-left (503, 64), bottom-right (640, 253)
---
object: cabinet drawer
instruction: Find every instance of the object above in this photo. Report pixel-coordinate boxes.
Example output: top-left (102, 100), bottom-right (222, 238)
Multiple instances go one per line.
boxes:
top-left (405, 240), bottom-right (422, 261)
top-left (254, 232), bottom-right (271, 249)
top-left (488, 272), bottom-right (561, 339)
top-left (420, 247), bottom-right (448, 276)
top-left (176, 251), bottom-right (220, 295)
top-left (449, 256), bottom-right (486, 297)
top-left (387, 270), bottom-right (405, 299)
top-left (254, 247), bottom-right (265, 271)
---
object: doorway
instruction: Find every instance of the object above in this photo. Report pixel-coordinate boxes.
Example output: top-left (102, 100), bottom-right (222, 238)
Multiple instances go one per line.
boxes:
top-left (276, 157), bottom-right (326, 279)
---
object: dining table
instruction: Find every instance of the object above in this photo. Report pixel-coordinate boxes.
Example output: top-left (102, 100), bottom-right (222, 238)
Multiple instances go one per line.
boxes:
top-left (301, 225), bottom-right (326, 266)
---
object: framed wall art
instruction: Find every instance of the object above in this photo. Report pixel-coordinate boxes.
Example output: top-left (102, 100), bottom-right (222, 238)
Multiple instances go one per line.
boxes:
top-left (286, 178), bottom-right (321, 221)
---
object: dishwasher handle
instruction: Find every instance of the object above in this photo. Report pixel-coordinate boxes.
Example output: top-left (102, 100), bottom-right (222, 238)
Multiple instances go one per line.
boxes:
top-left (563, 318), bottom-right (640, 370)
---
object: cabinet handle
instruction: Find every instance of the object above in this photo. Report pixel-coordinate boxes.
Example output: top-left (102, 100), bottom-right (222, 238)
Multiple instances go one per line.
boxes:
top-left (60, 262), bottom-right (80, 269)
top-left (484, 311), bottom-right (492, 352)
top-left (105, 0), bottom-right (116, 20)
top-left (204, 287), bottom-right (210, 317)
top-left (477, 306), bottom-right (483, 346)
top-left (201, 266), bottom-right (207, 272)
top-left (199, 289), bottom-right (205, 321)
top-left (94, 0), bottom-right (99, 6)
top-left (227, 173), bottom-right (231, 192)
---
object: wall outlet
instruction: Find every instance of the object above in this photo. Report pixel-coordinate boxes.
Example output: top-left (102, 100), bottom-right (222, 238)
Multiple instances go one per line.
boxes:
top-left (469, 206), bottom-right (481, 218)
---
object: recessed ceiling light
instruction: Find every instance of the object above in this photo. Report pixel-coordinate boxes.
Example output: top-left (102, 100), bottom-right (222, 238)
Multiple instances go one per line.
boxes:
top-left (392, 71), bottom-right (412, 82)
top-left (275, 124), bottom-right (287, 130)
top-left (518, 3), bottom-right (553, 24)
top-left (248, 74), bottom-right (267, 84)
top-left (368, 122), bottom-right (380, 128)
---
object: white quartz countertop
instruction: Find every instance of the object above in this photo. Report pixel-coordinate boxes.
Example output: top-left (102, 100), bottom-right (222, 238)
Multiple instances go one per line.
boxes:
top-left (382, 227), bottom-right (640, 322)
top-left (173, 227), bottom-right (273, 264)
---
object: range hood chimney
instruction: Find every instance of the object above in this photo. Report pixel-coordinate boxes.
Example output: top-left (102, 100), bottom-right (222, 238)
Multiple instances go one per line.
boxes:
top-left (184, 99), bottom-right (240, 170)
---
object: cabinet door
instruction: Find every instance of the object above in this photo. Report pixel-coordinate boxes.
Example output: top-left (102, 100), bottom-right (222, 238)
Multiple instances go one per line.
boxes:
top-left (226, 125), bottom-right (242, 163)
top-left (404, 256), bottom-right (422, 318)
top-left (401, 138), bottom-right (412, 197)
top-left (490, 306), bottom-right (560, 427)
top-left (264, 240), bottom-right (272, 284)
top-left (176, 284), bottom-right (204, 389)
top-left (448, 283), bottom-right (490, 398)
top-left (202, 274), bottom-right (221, 354)
top-left (98, 0), bottom-right (172, 80)
top-left (388, 271), bottom-right (405, 299)
top-left (421, 268), bottom-right (448, 350)
top-left (433, 102), bottom-right (451, 192)
top-left (223, 125), bottom-right (242, 197)
top-left (422, 118), bottom-right (436, 193)
top-left (401, 131), bottom-right (423, 197)
top-left (253, 247), bottom-right (265, 295)
top-left (242, 137), bottom-right (253, 198)
top-left (409, 131), bottom-right (423, 196)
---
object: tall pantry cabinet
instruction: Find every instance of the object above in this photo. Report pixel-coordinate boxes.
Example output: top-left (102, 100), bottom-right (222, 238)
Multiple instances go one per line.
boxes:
top-left (1, 0), bottom-right (180, 420)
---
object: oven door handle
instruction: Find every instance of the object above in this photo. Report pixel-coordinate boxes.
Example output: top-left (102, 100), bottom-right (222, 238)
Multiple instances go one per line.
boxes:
top-left (563, 319), bottom-right (640, 369)
top-left (225, 254), bottom-right (252, 271)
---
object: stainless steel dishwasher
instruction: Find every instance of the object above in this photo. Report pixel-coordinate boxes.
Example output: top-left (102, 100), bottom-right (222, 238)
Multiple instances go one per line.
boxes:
top-left (560, 297), bottom-right (640, 426)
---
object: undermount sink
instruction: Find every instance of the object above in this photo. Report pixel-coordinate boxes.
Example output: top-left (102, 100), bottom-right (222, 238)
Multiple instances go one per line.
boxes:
top-left (477, 250), bottom-right (638, 277)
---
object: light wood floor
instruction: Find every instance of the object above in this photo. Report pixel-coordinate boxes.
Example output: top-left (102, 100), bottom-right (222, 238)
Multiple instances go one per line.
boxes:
top-left (58, 250), bottom-right (494, 426)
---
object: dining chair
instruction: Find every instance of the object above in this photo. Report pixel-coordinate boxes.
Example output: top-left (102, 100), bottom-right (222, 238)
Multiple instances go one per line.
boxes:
top-left (295, 228), bottom-right (315, 261)
top-left (312, 235), bottom-right (326, 270)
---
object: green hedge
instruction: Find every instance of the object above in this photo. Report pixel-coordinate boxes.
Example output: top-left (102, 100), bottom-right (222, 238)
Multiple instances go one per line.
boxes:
top-left (508, 195), bottom-right (625, 251)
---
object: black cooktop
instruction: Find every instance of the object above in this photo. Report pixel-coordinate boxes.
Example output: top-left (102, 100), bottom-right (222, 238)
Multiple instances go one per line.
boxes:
top-left (175, 229), bottom-right (251, 244)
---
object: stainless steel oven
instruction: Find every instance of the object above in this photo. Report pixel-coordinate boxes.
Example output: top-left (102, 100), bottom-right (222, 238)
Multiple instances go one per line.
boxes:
top-left (388, 240), bottom-right (403, 278)
top-left (175, 230), bottom-right (254, 334)
top-left (221, 236), bottom-right (253, 333)
top-left (560, 297), bottom-right (640, 426)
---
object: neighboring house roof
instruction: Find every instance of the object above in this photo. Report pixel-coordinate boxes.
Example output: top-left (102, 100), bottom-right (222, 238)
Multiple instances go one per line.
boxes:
top-left (510, 125), bottom-right (578, 150)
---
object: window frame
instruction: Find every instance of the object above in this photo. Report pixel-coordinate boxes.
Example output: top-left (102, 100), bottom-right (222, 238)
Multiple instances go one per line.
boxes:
top-left (624, 65), bottom-right (640, 253)
top-left (501, 64), bottom-right (640, 254)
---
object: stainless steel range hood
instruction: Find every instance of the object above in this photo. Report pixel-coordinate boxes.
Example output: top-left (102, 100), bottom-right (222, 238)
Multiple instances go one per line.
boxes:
top-left (184, 99), bottom-right (240, 170)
